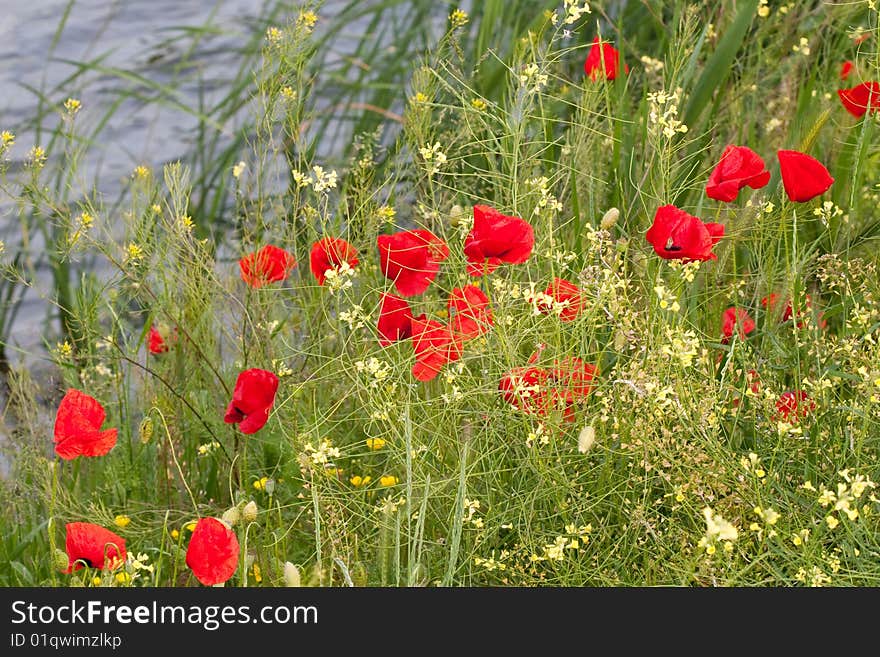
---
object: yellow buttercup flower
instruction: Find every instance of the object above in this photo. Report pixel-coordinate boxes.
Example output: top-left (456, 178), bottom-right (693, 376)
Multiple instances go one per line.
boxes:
top-left (113, 515), bottom-right (131, 528)
top-left (379, 475), bottom-right (399, 487)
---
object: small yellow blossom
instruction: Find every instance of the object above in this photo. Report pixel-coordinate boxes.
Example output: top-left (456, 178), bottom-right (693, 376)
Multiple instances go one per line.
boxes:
top-left (297, 10), bottom-right (318, 30)
top-left (281, 86), bottom-right (297, 100)
top-left (1, 130), bottom-right (14, 148)
top-left (232, 161), bottom-right (246, 179)
top-left (114, 515), bottom-right (131, 528)
top-left (379, 475), bottom-right (399, 487)
top-left (133, 165), bottom-right (150, 179)
top-left (170, 529), bottom-right (180, 540)
top-left (64, 98), bottom-right (81, 115)
top-left (825, 515), bottom-right (839, 530)
top-left (449, 9), bottom-right (469, 28)
top-left (115, 572), bottom-right (131, 585)
top-left (27, 146), bottom-right (47, 168)
top-left (366, 437), bottom-right (387, 450)
top-left (92, 577), bottom-right (102, 586)
top-left (471, 98), bottom-right (487, 111)
top-left (266, 26), bottom-right (284, 44)
top-left (184, 522), bottom-right (197, 532)
top-left (253, 476), bottom-right (269, 492)
top-left (350, 475), bottom-right (372, 488)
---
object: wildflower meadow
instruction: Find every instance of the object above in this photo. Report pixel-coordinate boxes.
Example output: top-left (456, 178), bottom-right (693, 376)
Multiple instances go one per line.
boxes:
top-left (1, 0), bottom-right (880, 591)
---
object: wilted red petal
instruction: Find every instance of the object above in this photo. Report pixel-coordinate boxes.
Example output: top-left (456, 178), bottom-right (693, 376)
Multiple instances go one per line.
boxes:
top-left (837, 82), bottom-right (880, 118)
top-left (64, 522), bottom-right (126, 573)
top-left (464, 205), bottom-right (534, 277)
top-left (185, 517), bottom-right (240, 586)
top-left (705, 145), bottom-right (771, 202)
top-left (377, 293), bottom-right (415, 346)
top-left (645, 205), bottom-right (724, 262)
top-left (239, 245), bottom-right (297, 288)
top-left (722, 307), bottom-right (756, 340)
top-left (309, 237), bottom-right (359, 285)
top-left (583, 36), bottom-right (628, 81)
top-left (448, 285), bottom-right (493, 340)
top-left (223, 369), bottom-right (279, 435)
top-left (53, 389), bottom-right (118, 460)
top-left (378, 229), bottom-right (448, 297)
top-left (777, 150), bottom-right (834, 203)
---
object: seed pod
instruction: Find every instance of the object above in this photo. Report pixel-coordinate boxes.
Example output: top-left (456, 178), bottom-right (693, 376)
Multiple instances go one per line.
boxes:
top-left (242, 500), bottom-right (258, 523)
top-left (600, 207), bottom-right (620, 230)
top-left (283, 561), bottom-right (301, 587)
top-left (578, 425), bottom-right (596, 453)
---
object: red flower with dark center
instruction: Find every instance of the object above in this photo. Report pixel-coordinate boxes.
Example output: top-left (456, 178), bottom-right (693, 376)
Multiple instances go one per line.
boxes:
top-left (773, 390), bottom-right (815, 424)
top-left (309, 237), bottom-right (359, 285)
top-left (583, 36), bottom-right (628, 81)
top-left (721, 307), bottom-right (756, 341)
top-left (223, 369), bottom-right (279, 434)
top-left (411, 316), bottom-right (461, 382)
top-left (705, 145), bottom-right (771, 202)
top-left (239, 245), bottom-right (297, 288)
top-left (377, 293), bottom-right (415, 346)
top-left (378, 229), bottom-right (449, 297)
top-left (185, 517), bottom-right (240, 586)
top-left (448, 285), bottom-right (493, 340)
top-left (464, 205), bottom-right (534, 277)
top-left (64, 522), bottom-right (126, 573)
top-left (539, 278), bottom-right (585, 322)
top-left (148, 324), bottom-right (177, 354)
top-left (840, 60), bottom-right (854, 81)
top-left (837, 81), bottom-right (880, 118)
top-left (777, 150), bottom-right (834, 203)
top-left (53, 389), bottom-right (118, 460)
top-left (645, 205), bottom-right (724, 262)
top-left (499, 366), bottom-right (551, 415)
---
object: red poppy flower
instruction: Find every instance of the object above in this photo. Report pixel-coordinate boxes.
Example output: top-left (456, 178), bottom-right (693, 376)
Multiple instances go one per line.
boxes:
top-left (64, 522), bottom-right (126, 573)
top-left (239, 245), bottom-right (297, 288)
top-left (761, 293), bottom-right (791, 321)
top-left (378, 229), bottom-right (449, 297)
top-left (840, 60), bottom-right (854, 81)
top-left (551, 357), bottom-right (598, 403)
top-left (223, 369), bottom-right (279, 434)
top-left (705, 145), bottom-right (771, 202)
top-left (777, 150), bottom-right (834, 203)
top-left (773, 390), bottom-right (815, 424)
top-left (464, 205), bottom-right (535, 277)
top-left (411, 316), bottom-right (461, 382)
top-left (539, 278), bottom-right (585, 322)
top-left (837, 81), bottom-right (880, 118)
top-left (721, 307), bottom-right (756, 341)
top-left (309, 237), bottom-right (359, 285)
top-left (645, 205), bottom-right (724, 262)
top-left (448, 285), bottom-right (493, 340)
top-left (761, 293), bottom-right (826, 329)
top-left (148, 324), bottom-right (177, 354)
top-left (499, 366), bottom-right (551, 415)
top-left (377, 293), bottom-right (414, 346)
top-left (583, 36), bottom-right (628, 81)
top-left (185, 517), bottom-right (240, 586)
top-left (53, 389), bottom-right (118, 460)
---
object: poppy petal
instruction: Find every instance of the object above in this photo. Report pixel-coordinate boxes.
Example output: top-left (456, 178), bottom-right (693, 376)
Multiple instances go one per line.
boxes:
top-left (777, 150), bottom-right (834, 203)
top-left (186, 518), bottom-right (240, 586)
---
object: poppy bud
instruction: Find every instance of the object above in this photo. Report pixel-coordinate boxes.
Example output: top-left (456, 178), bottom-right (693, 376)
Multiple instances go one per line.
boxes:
top-left (53, 548), bottom-right (70, 572)
top-left (449, 204), bottom-right (468, 227)
top-left (283, 561), bottom-right (301, 587)
top-left (600, 207), bottom-right (620, 230)
top-left (221, 506), bottom-right (241, 527)
top-left (138, 417), bottom-right (153, 444)
top-left (242, 500), bottom-right (258, 523)
top-left (578, 426), bottom-right (596, 453)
